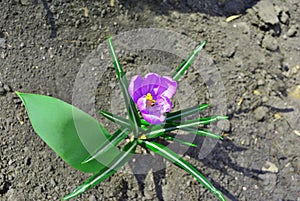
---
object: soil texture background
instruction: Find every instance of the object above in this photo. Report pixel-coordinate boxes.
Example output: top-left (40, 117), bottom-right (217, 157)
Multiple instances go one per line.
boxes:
top-left (0, 0), bottom-right (300, 201)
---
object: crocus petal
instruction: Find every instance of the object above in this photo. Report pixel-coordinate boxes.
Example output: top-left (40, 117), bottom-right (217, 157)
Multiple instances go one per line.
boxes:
top-left (141, 111), bottom-right (166, 124)
top-left (141, 73), bottom-right (160, 95)
top-left (156, 96), bottom-right (172, 113)
top-left (128, 75), bottom-right (143, 102)
top-left (136, 96), bottom-right (147, 111)
top-left (128, 73), bottom-right (177, 125)
top-left (159, 76), bottom-right (177, 99)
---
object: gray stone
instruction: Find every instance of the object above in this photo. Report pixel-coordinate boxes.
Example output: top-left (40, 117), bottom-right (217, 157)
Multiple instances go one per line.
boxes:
top-left (257, 79), bottom-right (265, 86)
top-left (287, 25), bottom-right (297, 37)
top-left (3, 84), bottom-right (11, 92)
top-left (256, 0), bottom-right (279, 25)
top-left (279, 12), bottom-right (289, 24)
top-left (262, 161), bottom-right (279, 173)
top-left (217, 119), bottom-right (231, 132)
top-left (0, 87), bottom-right (5, 96)
top-left (20, 0), bottom-right (31, 6)
top-left (223, 46), bottom-right (236, 58)
top-left (0, 38), bottom-right (6, 49)
top-left (254, 106), bottom-right (269, 121)
top-left (262, 35), bottom-right (278, 51)
top-left (89, 195), bottom-right (97, 201)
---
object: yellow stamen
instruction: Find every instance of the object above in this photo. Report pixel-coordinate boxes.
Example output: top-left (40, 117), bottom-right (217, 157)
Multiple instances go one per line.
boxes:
top-left (145, 93), bottom-right (156, 106)
top-left (139, 134), bottom-right (147, 140)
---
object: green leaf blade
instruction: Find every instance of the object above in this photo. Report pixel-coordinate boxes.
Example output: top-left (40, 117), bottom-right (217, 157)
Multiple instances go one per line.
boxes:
top-left (166, 103), bottom-right (210, 122)
top-left (82, 128), bottom-right (130, 164)
top-left (17, 92), bottom-right (116, 173)
top-left (107, 37), bottom-right (141, 137)
top-left (108, 36), bottom-right (125, 79)
top-left (180, 116), bottom-right (229, 125)
top-left (181, 127), bottom-right (223, 139)
top-left (99, 110), bottom-right (131, 129)
top-left (171, 41), bottom-right (206, 81)
top-left (161, 134), bottom-right (197, 147)
top-left (141, 140), bottom-right (226, 201)
top-left (63, 140), bottom-right (137, 200)
top-left (145, 124), bottom-right (178, 139)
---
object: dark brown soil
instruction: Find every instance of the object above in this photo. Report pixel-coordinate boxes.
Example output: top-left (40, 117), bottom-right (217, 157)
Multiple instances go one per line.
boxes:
top-left (0, 0), bottom-right (299, 201)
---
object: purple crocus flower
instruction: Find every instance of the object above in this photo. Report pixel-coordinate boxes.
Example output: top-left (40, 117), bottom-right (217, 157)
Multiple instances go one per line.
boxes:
top-left (128, 73), bottom-right (177, 124)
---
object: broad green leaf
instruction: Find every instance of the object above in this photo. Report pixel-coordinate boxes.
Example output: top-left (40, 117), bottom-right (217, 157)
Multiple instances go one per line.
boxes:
top-left (140, 140), bottom-right (226, 201)
top-left (108, 37), bottom-right (141, 137)
top-left (63, 140), bottom-right (137, 200)
top-left (17, 92), bottom-right (119, 173)
top-left (171, 41), bottom-right (206, 81)
top-left (82, 128), bottom-right (130, 164)
top-left (166, 103), bottom-right (210, 121)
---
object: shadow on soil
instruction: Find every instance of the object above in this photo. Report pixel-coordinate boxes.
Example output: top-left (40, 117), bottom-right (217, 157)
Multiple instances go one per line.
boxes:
top-left (129, 136), bottom-right (269, 201)
top-left (33, 0), bottom-right (259, 39)
top-left (118, 0), bottom-right (259, 17)
top-left (34, 0), bottom-right (57, 38)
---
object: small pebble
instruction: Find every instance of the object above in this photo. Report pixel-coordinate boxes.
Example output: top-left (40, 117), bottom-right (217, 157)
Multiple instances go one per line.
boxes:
top-left (171, 11), bottom-right (180, 19)
top-left (223, 46), bottom-right (236, 58)
top-left (0, 38), bottom-right (6, 48)
top-left (3, 84), bottom-right (11, 92)
top-left (256, 0), bottom-right (279, 25)
top-left (279, 12), bottom-right (289, 24)
top-left (89, 195), bottom-right (97, 201)
top-left (0, 87), bottom-right (5, 96)
top-left (262, 35), bottom-right (278, 51)
top-left (257, 79), bottom-right (265, 86)
top-left (262, 96), bottom-right (269, 103)
top-left (50, 178), bottom-right (56, 186)
top-left (262, 161), bottom-right (279, 173)
top-left (287, 25), bottom-right (297, 37)
top-left (20, 0), bottom-right (31, 5)
top-left (254, 106), bottom-right (268, 121)
top-left (217, 119), bottom-right (231, 132)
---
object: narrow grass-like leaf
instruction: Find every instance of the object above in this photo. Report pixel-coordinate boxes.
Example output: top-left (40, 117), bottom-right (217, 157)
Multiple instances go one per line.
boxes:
top-left (161, 134), bottom-right (197, 147)
top-left (178, 116), bottom-right (228, 125)
top-left (81, 128), bottom-right (131, 164)
top-left (99, 110), bottom-right (131, 129)
top-left (63, 140), bottom-right (137, 200)
top-left (167, 116), bottom-right (228, 127)
top-left (141, 119), bottom-right (150, 126)
top-left (171, 41), bottom-right (206, 81)
top-left (145, 121), bottom-right (222, 140)
top-left (166, 103), bottom-right (210, 121)
top-left (120, 76), bottom-right (141, 137)
top-left (180, 127), bottom-right (222, 139)
top-left (108, 36), bottom-right (125, 79)
top-left (140, 140), bottom-right (226, 201)
top-left (108, 37), bottom-right (141, 137)
top-left (145, 124), bottom-right (178, 138)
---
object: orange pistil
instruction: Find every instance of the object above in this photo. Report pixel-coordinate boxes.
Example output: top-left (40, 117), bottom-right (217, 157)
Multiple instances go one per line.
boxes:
top-left (145, 93), bottom-right (156, 106)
